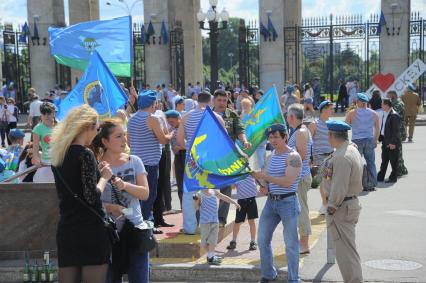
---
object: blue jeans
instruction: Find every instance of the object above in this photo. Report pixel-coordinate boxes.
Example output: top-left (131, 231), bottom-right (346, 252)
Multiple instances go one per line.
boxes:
top-left (352, 138), bottom-right (377, 186)
top-left (108, 250), bottom-right (150, 283)
top-left (142, 165), bottom-right (159, 221)
top-left (182, 191), bottom-right (197, 234)
top-left (255, 140), bottom-right (267, 170)
top-left (258, 195), bottom-right (301, 282)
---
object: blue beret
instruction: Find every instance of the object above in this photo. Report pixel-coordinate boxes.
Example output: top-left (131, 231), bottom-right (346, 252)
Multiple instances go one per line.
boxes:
top-left (356, 93), bottom-right (369, 103)
top-left (407, 82), bottom-right (415, 91)
top-left (9, 129), bottom-right (25, 139)
top-left (138, 90), bottom-right (157, 109)
top-left (326, 120), bottom-right (351, 132)
top-left (265, 123), bottom-right (288, 137)
top-left (174, 96), bottom-right (184, 105)
top-left (165, 110), bottom-right (181, 118)
top-left (286, 85), bottom-right (295, 94)
top-left (318, 100), bottom-right (333, 112)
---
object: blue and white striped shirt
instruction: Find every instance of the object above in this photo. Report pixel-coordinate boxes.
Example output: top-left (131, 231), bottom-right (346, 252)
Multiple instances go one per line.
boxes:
top-left (236, 175), bottom-right (257, 200)
top-left (352, 108), bottom-right (375, 140)
top-left (268, 149), bottom-right (301, 194)
top-left (200, 189), bottom-right (219, 224)
top-left (288, 125), bottom-right (312, 178)
top-left (184, 109), bottom-right (205, 151)
top-left (312, 119), bottom-right (333, 156)
top-left (128, 111), bottom-right (162, 166)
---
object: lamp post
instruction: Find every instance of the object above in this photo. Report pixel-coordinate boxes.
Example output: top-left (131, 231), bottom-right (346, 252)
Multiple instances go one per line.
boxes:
top-left (197, 0), bottom-right (229, 92)
top-left (106, 0), bottom-right (143, 16)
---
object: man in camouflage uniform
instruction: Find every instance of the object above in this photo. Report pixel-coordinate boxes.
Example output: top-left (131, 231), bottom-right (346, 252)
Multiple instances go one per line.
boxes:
top-left (387, 91), bottom-right (408, 176)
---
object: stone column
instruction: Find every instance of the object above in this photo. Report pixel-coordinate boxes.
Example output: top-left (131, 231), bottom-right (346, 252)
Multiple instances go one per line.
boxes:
top-left (27, 0), bottom-right (65, 96)
top-left (168, 0), bottom-right (203, 90)
top-left (380, 0), bottom-right (410, 77)
top-left (259, 0), bottom-right (285, 92)
top-left (144, 0), bottom-right (171, 88)
top-left (68, 0), bottom-right (100, 86)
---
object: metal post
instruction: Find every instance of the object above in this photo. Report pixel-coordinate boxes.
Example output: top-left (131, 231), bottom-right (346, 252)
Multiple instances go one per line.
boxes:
top-left (209, 21), bottom-right (219, 92)
top-left (329, 14), bottom-right (334, 102)
top-left (366, 21), bottom-right (370, 88)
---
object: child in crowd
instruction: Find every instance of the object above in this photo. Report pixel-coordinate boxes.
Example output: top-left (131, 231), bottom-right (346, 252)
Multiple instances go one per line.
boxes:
top-left (17, 142), bottom-right (37, 182)
top-left (0, 129), bottom-right (26, 182)
top-left (240, 98), bottom-right (253, 119)
top-left (32, 102), bottom-right (56, 182)
top-left (194, 189), bottom-right (240, 265)
top-left (226, 175), bottom-right (259, 251)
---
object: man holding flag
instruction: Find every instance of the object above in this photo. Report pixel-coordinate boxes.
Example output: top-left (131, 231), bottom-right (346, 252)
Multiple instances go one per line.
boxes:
top-left (213, 89), bottom-right (250, 227)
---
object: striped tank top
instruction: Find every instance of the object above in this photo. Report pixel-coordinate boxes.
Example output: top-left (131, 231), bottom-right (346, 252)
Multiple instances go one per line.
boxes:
top-left (352, 108), bottom-right (375, 140)
top-left (184, 109), bottom-right (205, 150)
top-left (288, 125), bottom-right (312, 178)
top-left (236, 175), bottom-right (257, 200)
top-left (312, 119), bottom-right (333, 155)
top-left (127, 111), bottom-right (162, 166)
top-left (268, 148), bottom-right (301, 194)
top-left (199, 189), bottom-right (219, 224)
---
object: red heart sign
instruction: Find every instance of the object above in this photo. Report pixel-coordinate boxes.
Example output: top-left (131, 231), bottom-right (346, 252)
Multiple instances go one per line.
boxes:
top-left (372, 73), bottom-right (395, 92)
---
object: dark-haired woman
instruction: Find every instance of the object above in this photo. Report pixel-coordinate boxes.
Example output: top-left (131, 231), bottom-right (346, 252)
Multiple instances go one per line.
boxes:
top-left (92, 118), bottom-right (150, 283)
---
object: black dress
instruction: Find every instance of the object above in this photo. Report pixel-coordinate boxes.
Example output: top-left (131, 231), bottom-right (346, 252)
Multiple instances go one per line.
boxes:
top-left (52, 145), bottom-right (111, 267)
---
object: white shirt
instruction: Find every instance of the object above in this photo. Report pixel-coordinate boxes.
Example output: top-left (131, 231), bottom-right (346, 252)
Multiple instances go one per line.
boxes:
top-left (304, 88), bottom-right (313, 99)
top-left (29, 99), bottom-right (43, 117)
top-left (6, 104), bottom-right (18, 123)
top-left (380, 110), bottom-right (390, 136)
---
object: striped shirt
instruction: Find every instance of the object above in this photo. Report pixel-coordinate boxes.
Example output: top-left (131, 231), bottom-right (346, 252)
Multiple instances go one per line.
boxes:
top-left (236, 175), bottom-right (257, 200)
top-left (268, 149), bottom-right (301, 194)
top-left (352, 108), bottom-right (375, 140)
top-left (288, 125), bottom-right (312, 178)
top-left (184, 109), bottom-right (205, 151)
top-left (128, 111), bottom-right (162, 166)
top-left (312, 118), bottom-right (333, 156)
top-left (200, 189), bottom-right (218, 224)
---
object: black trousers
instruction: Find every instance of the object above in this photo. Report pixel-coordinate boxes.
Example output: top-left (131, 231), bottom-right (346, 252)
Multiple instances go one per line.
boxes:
top-left (153, 145), bottom-right (171, 224)
top-left (335, 96), bottom-right (348, 112)
top-left (378, 142), bottom-right (399, 181)
top-left (174, 150), bottom-right (186, 209)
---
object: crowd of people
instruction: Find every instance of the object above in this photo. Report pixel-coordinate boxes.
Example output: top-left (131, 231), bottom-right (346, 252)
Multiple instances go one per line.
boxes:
top-left (0, 80), bottom-right (423, 283)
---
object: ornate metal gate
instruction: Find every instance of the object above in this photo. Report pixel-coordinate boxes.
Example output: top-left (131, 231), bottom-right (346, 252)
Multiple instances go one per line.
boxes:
top-left (133, 23), bottom-right (145, 90)
top-left (238, 19), bottom-right (259, 88)
top-left (409, 12), bottom-right (426, 103)
top-left (170, 22), bottom-right (185, 96)
top-left (284, 14), bottom-right (380, 101)
top-left (2, 25), bottom-right (31, 106)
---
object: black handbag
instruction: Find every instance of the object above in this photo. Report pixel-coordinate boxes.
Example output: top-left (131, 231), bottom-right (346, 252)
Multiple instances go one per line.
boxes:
top-left (52, 166), bottom-right (120, 245)
top-left (111, 183), bottom-right (157, 253)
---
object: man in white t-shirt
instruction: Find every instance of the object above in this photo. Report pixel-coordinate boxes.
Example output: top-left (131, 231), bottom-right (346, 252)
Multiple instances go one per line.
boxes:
top-left (28, 95), bottom-right (43, 129)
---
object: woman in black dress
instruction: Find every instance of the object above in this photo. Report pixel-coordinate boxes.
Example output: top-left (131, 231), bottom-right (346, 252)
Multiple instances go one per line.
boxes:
top-left (50, 105), bottom-right (113, 283)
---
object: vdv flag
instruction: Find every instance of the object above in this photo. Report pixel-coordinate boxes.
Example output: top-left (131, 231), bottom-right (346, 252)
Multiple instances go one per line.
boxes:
top-left (238, 85), bottom-right (284, 156)
top-left (183, 107), bottom-right (250, 192)
top-left (48, 16), bottom-right (132, 77)
top-left (377, 11), bottom-right (386, 35)
top-left (56, 50), bottom-right (128, 121)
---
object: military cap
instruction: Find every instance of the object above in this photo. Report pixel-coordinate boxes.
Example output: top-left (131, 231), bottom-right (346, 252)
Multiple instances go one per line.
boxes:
top-left (174, 96), bottom-right (184, 106)
top-left (356, 93), bottom-right (369, 103)
top-left (165, 110), bottom-right (181, 118)
top-left (326, 120), bottom-right (351, 132)
top-left (8, 129), bottom-right (25, 139)
top-left (265, 123), bottom-right (288, 137)
top-left (137, 90), bottom-right (157, 109)
top-left (318, 100), bottom-right (333, 112)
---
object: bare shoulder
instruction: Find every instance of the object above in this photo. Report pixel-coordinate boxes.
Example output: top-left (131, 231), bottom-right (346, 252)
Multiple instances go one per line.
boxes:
top-left (288, 151), bottom-right (302, 168)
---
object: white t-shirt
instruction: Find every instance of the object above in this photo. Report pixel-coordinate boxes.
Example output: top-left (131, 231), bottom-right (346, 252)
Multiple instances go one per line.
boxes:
top-left (6, 104), bottom-right (18, 123)
top-left (29, 99), bottom-right (43, 117)
top-left (304, 88), bottom-right (314, 99)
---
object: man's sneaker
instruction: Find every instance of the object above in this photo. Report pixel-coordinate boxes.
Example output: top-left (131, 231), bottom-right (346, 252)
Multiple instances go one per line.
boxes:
top-left (207, 255), bottom-right (222, 265)
top-left (249, 241), bottom-right (257, 251)
top-left (226, 240), bottom-right (237, 250)
top-left (319, 205), bottom-right (327, 215)
top-left (258, 276), bottom-right (277, 283)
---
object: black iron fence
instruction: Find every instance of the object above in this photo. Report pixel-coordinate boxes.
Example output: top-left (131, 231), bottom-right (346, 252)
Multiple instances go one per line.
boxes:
top-left (2, 27), bottom-right (31, 106)
top-left (409, 12), bottom-right (426, 103)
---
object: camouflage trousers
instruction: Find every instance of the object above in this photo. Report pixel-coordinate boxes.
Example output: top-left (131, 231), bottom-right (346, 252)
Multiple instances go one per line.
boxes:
top-left (398, 145), bottom-right (408, 176)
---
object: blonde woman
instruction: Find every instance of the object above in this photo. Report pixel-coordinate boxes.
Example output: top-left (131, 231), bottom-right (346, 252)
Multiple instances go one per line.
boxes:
top-left (50, 105), bottom-right (113, 283)
top-left (240, 98), bottom-right (253, 119)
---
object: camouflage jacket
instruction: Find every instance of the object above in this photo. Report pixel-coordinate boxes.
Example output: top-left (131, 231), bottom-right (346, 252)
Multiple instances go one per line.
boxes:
top-left (392, 98), bottom-right (407, 140)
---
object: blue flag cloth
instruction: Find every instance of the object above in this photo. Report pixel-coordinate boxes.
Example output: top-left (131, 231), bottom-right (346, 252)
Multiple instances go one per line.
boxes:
top-left (56, 50), bottom-right (128, 121)
top-left (268, 16), bottom-right (278, 41)
top-left (260, 21), bottom-right (269, 41)
top-left (183, 107), bottom-right (250, 192)
top-left (140, 24), bottom-right (145, 44)
top-left (160, 20), bottom-right (168, 45)
top-left (377, 11), bottom-right (386, 34)
top-left (19, 22), bottom-right (30, 43)
top-left (32, 21), bottom-right (39, 38)
top-left (48, 16), bottom-right (132, 77)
